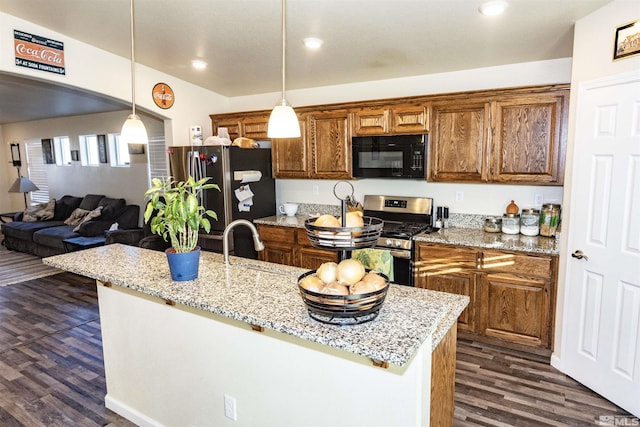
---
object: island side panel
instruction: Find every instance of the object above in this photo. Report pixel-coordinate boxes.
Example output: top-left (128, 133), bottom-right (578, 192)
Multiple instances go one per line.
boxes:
top-left (430, 324), bottom-right (457, 427)
top-left (97, 283), bottom-right (434, 427)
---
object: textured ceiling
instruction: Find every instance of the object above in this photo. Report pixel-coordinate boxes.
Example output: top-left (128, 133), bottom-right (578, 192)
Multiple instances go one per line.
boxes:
top-left (0, 0), bottom-right (613, 124)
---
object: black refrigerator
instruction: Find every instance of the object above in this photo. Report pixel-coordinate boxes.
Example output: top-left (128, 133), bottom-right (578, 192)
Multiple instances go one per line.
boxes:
top-left (168, 145), bottom-right (275, 259)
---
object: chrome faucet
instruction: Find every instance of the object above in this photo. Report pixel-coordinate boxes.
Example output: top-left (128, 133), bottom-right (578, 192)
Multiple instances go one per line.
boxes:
top-left (223, 219), bottom-right (265, 264)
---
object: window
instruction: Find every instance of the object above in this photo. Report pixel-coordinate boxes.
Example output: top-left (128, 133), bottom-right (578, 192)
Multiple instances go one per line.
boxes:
top-left (24, 139), bottom-right (50, 204)
top-left (109, 133), bottom-right (130, 167)
top-left (54, 136), bottom-right (71, 166)
top-left (80, 134), bottom-right (99, 166)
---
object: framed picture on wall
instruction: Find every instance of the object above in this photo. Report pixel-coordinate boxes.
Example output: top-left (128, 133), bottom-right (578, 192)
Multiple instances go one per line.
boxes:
top-left (71, 150), bottom-right (79, 161)
top-left (614, 19), bottom-right (640, 60)
top-left (41, 138), bottom-right (55, 164)
top-left (128, 143), bottom-right (145, 155)
top-left (98, 134), bottom-right (108, 163)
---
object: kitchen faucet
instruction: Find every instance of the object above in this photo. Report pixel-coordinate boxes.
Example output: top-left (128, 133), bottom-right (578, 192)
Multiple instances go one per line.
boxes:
top-left (223, 219), bottom-right (265, 264)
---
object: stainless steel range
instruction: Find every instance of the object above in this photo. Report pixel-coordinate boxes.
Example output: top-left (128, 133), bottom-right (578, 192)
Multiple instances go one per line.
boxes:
top-left (363, 195), bottom-right (437, 286)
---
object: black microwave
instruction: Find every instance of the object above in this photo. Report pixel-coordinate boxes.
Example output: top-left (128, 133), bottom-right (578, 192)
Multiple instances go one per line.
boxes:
top-left (351, 134), bottom-right (427, 179)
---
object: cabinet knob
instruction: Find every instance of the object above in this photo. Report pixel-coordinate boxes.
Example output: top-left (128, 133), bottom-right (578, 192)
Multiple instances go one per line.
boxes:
top-left (571, 250), bottom-right (589, 261)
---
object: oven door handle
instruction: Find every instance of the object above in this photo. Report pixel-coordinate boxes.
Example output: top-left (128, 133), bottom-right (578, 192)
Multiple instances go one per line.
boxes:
top-left (386, 249), bottom-right (412, 259)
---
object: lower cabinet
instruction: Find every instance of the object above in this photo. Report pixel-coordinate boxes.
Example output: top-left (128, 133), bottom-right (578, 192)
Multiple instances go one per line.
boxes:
top-left (415, 242), bottom-right (556, 350)
top-left (257, 224), bottom-right (338, 269)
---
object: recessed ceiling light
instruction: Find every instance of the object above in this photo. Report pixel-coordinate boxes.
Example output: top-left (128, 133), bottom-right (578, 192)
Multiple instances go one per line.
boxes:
top-left (479, 1), bottom-right (508, 16)
top-left (191, 59), bottom-right (207, 70)
top-left (303, 37), bottom-right (324, 49)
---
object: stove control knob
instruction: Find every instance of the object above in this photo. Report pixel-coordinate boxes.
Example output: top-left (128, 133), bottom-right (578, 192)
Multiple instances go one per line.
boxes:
top-left (386, 239), bottom-right (393, 246)
top-left (395, 241), bottom-right (403, 248)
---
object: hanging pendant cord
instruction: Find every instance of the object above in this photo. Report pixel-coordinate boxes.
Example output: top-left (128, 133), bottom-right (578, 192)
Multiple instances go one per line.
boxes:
top-left (129, 0), bottom-right (137, 116)
top-left (281, 0), bottom-right (286, 100)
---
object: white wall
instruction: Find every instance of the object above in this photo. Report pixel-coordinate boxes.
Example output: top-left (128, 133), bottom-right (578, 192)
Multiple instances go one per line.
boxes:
top-left (554, 0), bottom-right (640, 357)
top-left (0, 11), bottom-right (228, 212)
top-left (2, 111), bottom-right (163, 214)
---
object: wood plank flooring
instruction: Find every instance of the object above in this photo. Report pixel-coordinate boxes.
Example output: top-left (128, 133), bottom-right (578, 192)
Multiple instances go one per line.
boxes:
top-left (0, 271), bottom-right (633, 426)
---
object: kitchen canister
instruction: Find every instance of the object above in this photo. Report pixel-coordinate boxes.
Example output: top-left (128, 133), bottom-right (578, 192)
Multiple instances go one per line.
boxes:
top-left (520, 208), bottom-right (540, 236)
top-left (502, 214), bottom-right (520, 234)
top-left (540, 203), bottom-right (561, 237)
top-left (484, 216), bottom-right (502, 233)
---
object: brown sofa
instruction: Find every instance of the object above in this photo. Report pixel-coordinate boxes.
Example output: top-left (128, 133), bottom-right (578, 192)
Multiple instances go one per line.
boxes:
top-left (2, 194), bottom-right (139, 257)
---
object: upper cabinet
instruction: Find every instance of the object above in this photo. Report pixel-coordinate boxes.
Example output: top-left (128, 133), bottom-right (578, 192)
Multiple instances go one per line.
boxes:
top-left (429, 87), bottom-right (568, 185)
top-left (271, 120), bottom-right (309, 179)
top-left (211, 84), bottom-right (569, 185)
top-left (352, 104), bottom-right (429, 135)
top-left (308, 110), bottom-right (352, 179)
top-left (430, 101), bottom-right (490, 182)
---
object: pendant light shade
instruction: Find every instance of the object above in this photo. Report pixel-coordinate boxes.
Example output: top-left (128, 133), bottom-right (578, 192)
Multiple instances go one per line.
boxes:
top-left (267, 0), bottom-right (300, 138)
top-left (121, 113), bottom-right (149, 144)
top-left (121, 0), bottom-right (148, 144)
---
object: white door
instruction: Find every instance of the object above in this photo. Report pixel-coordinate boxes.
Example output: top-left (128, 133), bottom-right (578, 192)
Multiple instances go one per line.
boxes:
top-left (557, 71), bottom-right (640, 417)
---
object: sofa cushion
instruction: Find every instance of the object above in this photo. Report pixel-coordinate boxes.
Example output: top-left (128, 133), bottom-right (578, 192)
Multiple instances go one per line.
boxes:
top-left (1, 220), bottom-right (66, 240)
top-left (22, 199), bottom-right (56, 222)
top-left (32, 225), bottom-right (79, 250)
top-left (54, 195), bottom-right (83, 221)
top-left (98, 197), bottom-right (126, 220)
top-left (78, 194), bottom-right (106, 211)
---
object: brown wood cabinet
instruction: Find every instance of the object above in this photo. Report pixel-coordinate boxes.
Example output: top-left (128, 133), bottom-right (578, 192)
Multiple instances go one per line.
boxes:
top-left (308, 110), bottom-right (352, 179)
top-left (271, 120), bottom-right (309, 178)
top-left (429, 88), bottom-right (568, 185)
top-left (211, 84), bottom-right (568, 185)
top-left (257, 224), bottom-right (338, 269)
top-left (352, 104), bottom-right (429, 135)
top-left (415, 242), bottom-right (556, 350)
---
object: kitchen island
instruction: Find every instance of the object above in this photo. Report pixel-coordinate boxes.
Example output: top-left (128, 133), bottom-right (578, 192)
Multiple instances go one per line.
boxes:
top-left (44, 244), bottom-right (468, 427)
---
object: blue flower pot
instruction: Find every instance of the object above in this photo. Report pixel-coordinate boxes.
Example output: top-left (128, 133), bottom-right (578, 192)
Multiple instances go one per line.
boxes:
top-left (165, 247), bottom-right (201, 281)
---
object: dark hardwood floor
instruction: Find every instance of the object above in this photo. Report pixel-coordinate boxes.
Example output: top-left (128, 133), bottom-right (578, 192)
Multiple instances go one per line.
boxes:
top-left (0, 272), bottom-right (633, 426)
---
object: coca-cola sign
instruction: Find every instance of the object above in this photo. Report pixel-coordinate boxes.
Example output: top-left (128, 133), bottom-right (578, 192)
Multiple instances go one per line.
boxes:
top-left (152, 83), bottom-right (175, 109)
top-left (14, 30), bottom-right (65, 75)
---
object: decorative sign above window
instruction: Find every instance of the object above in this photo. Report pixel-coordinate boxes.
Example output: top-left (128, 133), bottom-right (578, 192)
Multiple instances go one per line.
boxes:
top-left (14, 30), bottom-right (65, 75)
top-left (152, 83), bottom-right (175, 109)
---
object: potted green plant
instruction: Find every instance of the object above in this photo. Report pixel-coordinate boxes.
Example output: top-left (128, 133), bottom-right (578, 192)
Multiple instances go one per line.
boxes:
top-left (144, 176), bottom-right (219, 281)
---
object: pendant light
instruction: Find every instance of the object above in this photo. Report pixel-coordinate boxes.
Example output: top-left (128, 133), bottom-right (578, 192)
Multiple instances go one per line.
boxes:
top-left (267, 0), bottom-right (301, 138)
top-left (121, 0), bottom-right (148, 144)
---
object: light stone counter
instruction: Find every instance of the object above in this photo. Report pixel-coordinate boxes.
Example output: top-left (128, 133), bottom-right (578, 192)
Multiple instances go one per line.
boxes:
top-left (43, 244), bottom-right (468, 365)
top-left (255, 214), bottom-right (559, 255)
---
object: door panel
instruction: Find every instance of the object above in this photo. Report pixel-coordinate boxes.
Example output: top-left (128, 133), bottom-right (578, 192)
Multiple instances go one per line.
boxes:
top-left (556, 72), bottom-right (640, 417)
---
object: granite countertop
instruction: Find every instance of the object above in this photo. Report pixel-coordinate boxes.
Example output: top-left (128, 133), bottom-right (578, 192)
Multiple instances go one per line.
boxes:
top-left (43, 244), bottom-right (468, 366)
top-left (255, 214), bottom-right (559, 255)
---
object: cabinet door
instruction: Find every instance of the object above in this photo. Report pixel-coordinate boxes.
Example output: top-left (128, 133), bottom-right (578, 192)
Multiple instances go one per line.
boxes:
top-left (479, 273), bottom-right (551, 348)
top-left (308, 111), bottom-right (352, 179)
top-left (259, 242), bottom-right (296, 266)
top-left (242, 116), bottom-right (270, 140)
top-left (490, 92), bottom-right (567, 185)
top-left (352, 107), bottom-right (388, 135)
top-left (297, 246), bottom-right (339, 270)
top-left (414, 243), bottom-right (479, 331)
top-left (272, 120), bottom-right (309, 178)
top-left (430, 101), bottom-right (490, 182)
top-left (389, 105), bottom-right (429, 134)
top-left (211, 117), bottom-right (241, 141)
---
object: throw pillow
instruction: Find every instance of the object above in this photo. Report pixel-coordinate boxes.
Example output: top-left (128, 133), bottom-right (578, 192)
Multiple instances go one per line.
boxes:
top-left (65, 206), bottom-right (103, 227)
top-left (73, 206), bottom-right (103, 232)
top-left (22, 199), bottom-right (56, 222)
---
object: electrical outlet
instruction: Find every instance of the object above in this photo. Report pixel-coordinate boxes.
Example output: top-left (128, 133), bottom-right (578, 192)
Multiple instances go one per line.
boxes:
top-left (224, 394), bottom-right (237, 421)
top-left (312, 184), bottom-right (319, 195)
top-left (534, 194), bottom-right (543, 206)
top-left (455, 191), bottom-right (464, 203)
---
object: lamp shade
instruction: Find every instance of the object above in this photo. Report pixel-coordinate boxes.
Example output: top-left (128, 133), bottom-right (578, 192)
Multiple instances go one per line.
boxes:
top-left (9, 177), bottom-right (39, 193)
top-left (267, 100), bottom-right (301, 138)
top-left (121, 113), bottom-right (149, 145)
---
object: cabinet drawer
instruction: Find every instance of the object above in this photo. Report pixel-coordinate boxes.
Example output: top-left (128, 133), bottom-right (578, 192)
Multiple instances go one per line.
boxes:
top-left (481, 251), bottom-right (552, 279)
top-left (415, 244), bottom-right (479, 271)
top-left (257, 225), bottom-right (296, 244)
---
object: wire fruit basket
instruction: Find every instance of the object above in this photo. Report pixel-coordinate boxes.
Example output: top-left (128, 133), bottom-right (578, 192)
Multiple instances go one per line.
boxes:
top-left (298, 269), bottom-right (389, 325)
top-left (304, 216), bottom-right (383, 250)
